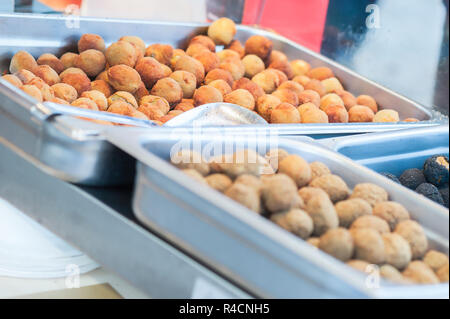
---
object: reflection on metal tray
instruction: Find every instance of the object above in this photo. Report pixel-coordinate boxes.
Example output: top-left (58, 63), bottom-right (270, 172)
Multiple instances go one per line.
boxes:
top-left (105, 128), bottom-right (449, 298)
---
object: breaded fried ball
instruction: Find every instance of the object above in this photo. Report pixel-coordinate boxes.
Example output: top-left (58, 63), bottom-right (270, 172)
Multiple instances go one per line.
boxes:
top-left (310, 174), bottom-right (350, 203)
top-left (269, 60), bottom-right (294, 80)
top-left (139, 95), bottom-right (170, 112)
top-left (403, 261), bottom-right (440, 284)
top-left (174, 102), bottom-right (194, 112)
top-left (21, 85), bottom-right (43, 102)
top-left (135, 57), bottom-right (166, 89)
top-left (293, 75), bottom-right (311, 87)
top-left (37, 53), bottom-right (64, 74)
top-left (207, 17), bottom-right (236, 45)
top-left (28, 78), bottom-right (55, 101)
top-left (74, 49), bottom-right (106, 77)
top-left (216, 49), bottom-right (240, 63)
top-left (106, 41), bottom-right (138, 67)
top-left (189, 35), bottom-right (216, 52)
top-left (186, 43), bottom-right (209, 57)
top-left (71, 97), bottom-right (99, 111)
top-left (298, 90), bottom-right (320, 107)
top-left (350, 228), bottom-right (385, 264)
top-left (14, 69), bottom-right (36, 84)
top-left (108, 101), bottom-right (148, 120)
top-left (270, 103), bottom-right (301, 124)
top-left (350, 183), bottom-right (388, 207)
top-left (145, 44), bottom-right (174, 66)
top-left (298, 187), bottom-right (330, 205)
top-left (134, 81), bottom-right (150, 101)
top-left (252, 70), bottom-right (280, 94)
top-left (320, 93), bottom-right (344, 110)
top-left (319, 228), bottom-right (354, 261)
top-left (373, 201), bottom-right (410, 231)
top-left (297, 102), bottom-right (318, 118)
top-left (271, 209), bottom-right (313, 239)
top-left (267, 50), bottom-right (288, 65)
top-left (108, 91), bottom-right (138, 108)
top-left (373, 109), bottom-right (400, 123)
top-left (61, 72), bottom-right (91, 96)
top-left (356, 95), bottom-right (378, 113)
top-left (379, 265), bottom-right (410, 283)
top-left (95, 70), bottom-right (108, 82)
top-left (137, 103), bottom-right (166, 121)
top-left (279, 155), bottom-right (311, 188)
top-left (119, 36), bottom-right (146, 55)
top-left (348, 105), bottom-right (375, 122)
top-left (193, 51), bottom-right (220, 73)
top-left (272, 89), bottom-right (299, 106)
top-left (170, 49), bottom-right (187, 69)
top-left (226, 40), bottom-right (245, 58)
top-left (256, 94), bottom-right (281, 122)
top-left (306, 66), bottom-right (334, 81)
top-left (224, 89), bottom-right (255, 110)
top-left (265, 148), bottom-right (289, 172)
top-left (321, 77), bottom-right (343, 94)
top-left (60, 52), bottom-right (79, 70)
top-left (335, 198), bottom-right (372, 228)
top-left (305, 195), bottom-right (339, 236)
top-left (10, 51), bottom-right (38, 74)
top-left (232, 78), bottom-right (264, 101)
top-left (225, 183), bottom-right (260, 213)
top-left (81, 90), bottom-right (108, 111)
top-left (219, 60), bottom-right (245, 81)
top-left (309, 162), bottom-right (331, 180)
top-left (205, 174), bottom-right (232, 192)
top-left (395, 220), bottom-right (428, 259)
top-left (335, 89), bottom-right (357, 111)
top-left (204, 68), bottom-right (234, 87)
top-left (304, 79), bottom-right (326, 96)
top-left (150, 77), bottom-right (183, 106)
top-left (193, 85), bottom-right (223, 106)
top-left (51, 83), bottom-right (78, 103)
top-left (290, 59), bottom-right (311, 77)
top-left (245, 35), bottom-right (273, 60)
top-left (423, 250), bottom-right (449, 272)
top-left (107, 64), bottom-right (141, 93)
top-left (91, 80), bottom-right (113, 98)
top-left (235, 174), bottom-right (263, 193)
top-left (261, 174), bottom-right (299, 213)
top-left (382, 233), bottom-right (412, 270)
top-left (2, 74), bottom-right (22, 87)
top-left (174, 55), bottom-right (205, 86)
top-left (270, 69), bottom-right (288, 85)
top-left (208, 79), bottom-right (232, 97)
top-left (278, 81), bottom-right (304, 98)
top-left (350, 215), bottom-right (390, 234)
top-left (169, 70), bottom-right (197, 99)
top-left (33, 65), bottom-right (60, 86)
top-left (78, 34), bottom-right (105, 53)
top-left (325, 105), bottom-right (349, 123)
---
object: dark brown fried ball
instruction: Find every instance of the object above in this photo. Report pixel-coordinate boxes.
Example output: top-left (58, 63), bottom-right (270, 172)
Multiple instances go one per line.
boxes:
top-left (107, 64), bottom-right (142, 93)
top-left (226, 40), bottom-right (245, 58)
top-left (174, 55), bottom-right (205, 86)
top-left (269, 60), bottom-right (294, 80)
top-left (245, 35), bottom-right (273, 60)
top-left (169, 70), bottom-right (197, 99)
top-left (14, 69), bottom-right (36, 84)
top-left (270, 103), bottom-right (300, 124)
top-left (21, 85), bottom-right (43, 102)
top-left (207, 17), bottom-right (237, 45)
top-left (74, 49), bottom-right (106, 77)
top-left (145, 44), bottom-right (174, 66)
top-left (193, 50), bottom-right (220, 73)
top-left (348, 105), bottom-right (375, 122)
top-left (105, 41), bottom-right (138, 67)
top-left (232, 77), bottom-right (264, 101)
top-left (119, 36), bottom-right (146, 55)
top-left (306, 66), bottom-right (334, 81)
top-left (204, 68), bottom-right (234, 87)
top-left (189, 35), bottom-right (216, 52)
top-left (78, 33), bottom-right (105, 53)
top-left (193, 85), bottom-right (223, 106)
top-left (256, 94), bottom-right (281, 122)
top-left (151, 77), bottom-right (183, 106)
top-left (135, 57), bottom-right (166, 88)
top-left (2, 74), bottom-right (22, 87)
top-left (10, 51), bottom-right (38, 74)
top-left (37, 53), bottom-right (64, 74)
top-left (51, 83), bottom-right (78, 103)
top-left (224, 89), bottom-right (255, 110)
top-left (272, 89), bottom-right (299, 106)
top-left (208, 79), bottom-right (232, 97)
top-left (60, 52), bottom-right (79, 70)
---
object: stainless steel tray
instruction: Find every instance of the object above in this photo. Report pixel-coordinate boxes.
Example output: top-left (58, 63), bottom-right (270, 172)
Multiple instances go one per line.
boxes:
top-left (105, 127), bottom-right (449, 298)
top-left (0, 13), bottom-right (446, 186)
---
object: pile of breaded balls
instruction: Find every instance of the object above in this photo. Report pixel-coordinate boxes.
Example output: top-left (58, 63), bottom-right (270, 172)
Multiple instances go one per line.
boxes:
top-left (172, 148), bottom-right (448, 285)
top-left (3, 18), bottom-right (420, 125)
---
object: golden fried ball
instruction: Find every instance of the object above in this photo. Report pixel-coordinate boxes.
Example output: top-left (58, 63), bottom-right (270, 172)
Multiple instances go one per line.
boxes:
top-left (219, 60), bottom-right (245, 81)
top-left (335, 89), bottom-right (357, 111)
top-left (151, 77), bottom-right (183, 106)
top-left (321, 77), bottom-right (343, 94)
top-left (14, 69), bottom-right (36, 84)
top-left (37, 53), bottom-right (64, 74)
top-left (423, 250), bottom-right (449, 272)
top-left (169, 70), bottom-right (197, 99)
top-left (278, 81), bottom-right (304, 98)
top-left (205, 174), bottom-right (232, 192)
top-left (226, 40), bottom-right (245, 58)
top-left (382, 233), bottom-right (412, 270)
top-left (108, 91), bottom-right (138, 108)
top-left (174, 55), bottom-right (205, 86)
top-left (186, 43), bottom-right (210, 57)
top-left (224, 89), bottom-right (255, 110)
top-left (9, 51), bottom-right (38, 74)
top-left (135, 57), bottom-right (166, 89)
top-left (60, 52), bottom-right (79, 70)
top-left (90, 80), bottom-right (113, 98)
top-left (174, 101), bottom-right (194, 112)
top-left (373, 109), bottom-right (400, 123)
top-left (21, 85), bottom-right (43, 102)
top-left (71, 97), bottom-right (99, 111)
top-left (279, 155), bottom-right (311, 188)
top-left (356, 95), bottom-right (378, 113)
top-left (105, 41), bottom-right (138, 67)
top-left (232, 78), bottom-right (264, 101)
top-left (272, 88), bottom-right (299, 106)
top-left (350, 228), bottom-right (385, 264)
top-left (319, 228), bottom-right (354, 261)
top-left (145, 43), bottom-right (174, 66)
top-left (108, 101), bottom-right (148, 120)
top-left (33, 65), bottom-right (60, 86)
top-left (297, 102), bottom-right (318, 118)
top-left (252, 70), bottom-right (280, 94)
top-left (270, 69), bottom-right (288, 85)
top-left (51, 83), bottom-right (78, 103)
top-left (133, 81), bottom-right (150, 101)
top-left (107, 64), bottom-right (141, 93)
top-left (170, 49), bottom-right (187, 69)
top-left (208, 79), bottom-right (232, 97)
top-left (301, 109), bottom-right (329, 123)
top-left (348, 105), bottom-right (375, 122)
top-left (350, 183), bottom-right (389, 207)
top-left (335, 198), bottom-right (372, 228)
top-left (256, 94), bottom-right (281, 122)
top-left (189, 35), bottom-right (216, 52)
top-left (298, 187), bottom-right (330, 205)
top-left (271, 209), bottom-right (314, 239)
top-left (350, 215), bottom-right (390, 234)
top-left (216, 49), bottom-right (241, 63)
top-left (119, 36), bottom-right (146, 55)
top-left (139, 95), bottom-right (170, 113)
top-left (293, 75), bottom-right (311, 87)
top-left (81, 90), bottom-right (108, 111)
top-left (78, 33), bottom-right (105, 53)
top-left (1, 74), bottom-right (22, 87)
top-left (267, 50), bottom-right (288, 65)
top-left (204, 68), bottom-right (234, 87)
top-left (379, 264), bottom-right (410, 283)
top-left (245, 35), bottom-right (273, 60)
top-left (74, 49), bottom-right (106, 77)
top-left (269, 60), bottom-right (294, 80)
top-left (207, 17), bottom-right (236, 45)
top-left (193, 85), bottom-right (223, 106)
top-left (290, 59), bottom-right (311, 76)
top-left (373, 201), bottom-right (410, 231)
top-left (306, 66), bottom-right (334, 81)
top-left (320, 93), bottom-right (344, 110)
top-left (395, 220), bottom-right (428, 260)
top-left (298, 90), bottom-right (321, 107)
top-left (270, 102), bottom-right (301, 124)
top-left (304, 79), bottom-right (326, 96)
top-left (305, 195), bottom-right (339, 236)
top-left (403, 261), bottom-right (440, 284)
top-left (171, 149), bottom-right (210, 176)
top-left (28, 77), bottom-right (55, 101)
top-left (261, 174), bottom-right (299, 214)
top-left (324, 105), bottom-right (349, 123)
top-left (235, 174), bottom-right (263, 193)
top-left (225, 183), bottom-right (261, 213)
top-left (193, 50), bottom-right (220, 73)
top-left (137, 102), bottom-right (166, 121)
top-left (61, 72), bottom-right (91, 96)
top-left (310, 174), bottom-right (350, 203)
